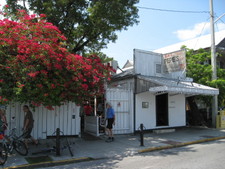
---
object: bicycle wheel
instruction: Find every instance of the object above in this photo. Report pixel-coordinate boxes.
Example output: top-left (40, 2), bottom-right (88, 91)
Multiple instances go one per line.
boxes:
top-left (0, 144), bottom-right (8, 165)
top-left (13, 140), bottom-right (28, 156)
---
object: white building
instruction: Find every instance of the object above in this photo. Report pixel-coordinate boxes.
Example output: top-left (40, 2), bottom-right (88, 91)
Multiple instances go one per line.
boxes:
top-left (106, 49), bottom-right (219, 133)
top-left (5, 48), bottom-right (219, 139)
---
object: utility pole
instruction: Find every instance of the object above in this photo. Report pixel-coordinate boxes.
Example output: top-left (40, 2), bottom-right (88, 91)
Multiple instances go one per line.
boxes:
top-left (210, 0), bottom-right (218, 127)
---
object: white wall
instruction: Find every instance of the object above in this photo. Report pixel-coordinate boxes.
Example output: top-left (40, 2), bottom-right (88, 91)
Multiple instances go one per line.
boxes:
top-left (6, 102), bottom-right (80, 139)
top-left (135, 92), bottom-right (156, 130)
top-left (134, 49), bottom-right (162, 77)
top-left (168, 94), bottom-right (186, 126)
top-left (135, 92), bottom-right (186, 130)
top-left (134, 49), bottom-right (186, 79)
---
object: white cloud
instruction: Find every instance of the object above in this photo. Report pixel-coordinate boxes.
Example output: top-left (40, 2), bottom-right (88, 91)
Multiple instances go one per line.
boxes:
top-left (174, 21), bottom-right (225, 41)
top-left (216, 22), bottom-right (225, 31)
top-left (174, 22), bottom-right (210, 41)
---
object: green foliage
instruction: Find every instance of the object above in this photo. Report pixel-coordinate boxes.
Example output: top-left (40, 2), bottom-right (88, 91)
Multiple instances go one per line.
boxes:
top-left (185, 47), bottom-right (225, 107)
top-left (209, 79), bottom-right (225, 107)
top-left (5, 0), bottom-right (139, 54)
top-left (186, 48), bottom-right (212, 84)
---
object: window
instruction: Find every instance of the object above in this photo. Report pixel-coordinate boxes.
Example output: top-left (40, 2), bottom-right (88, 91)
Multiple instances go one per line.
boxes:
top-left (142, 102), bottom-right (149, 108)
top-left (156, 64), bottom-right (161, 74)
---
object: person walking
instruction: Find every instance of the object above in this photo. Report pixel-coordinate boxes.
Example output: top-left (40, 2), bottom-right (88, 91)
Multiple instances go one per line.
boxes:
top-left (105, 102), bottom-right (115, 142)
top-left (23, 105), bottom-right (38, 148)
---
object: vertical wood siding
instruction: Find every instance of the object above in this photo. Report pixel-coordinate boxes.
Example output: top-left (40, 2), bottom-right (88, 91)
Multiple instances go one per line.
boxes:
top-left (5, 102), bottom-right (80, 139)
top-left (106, 88), bottom-right (133, 134)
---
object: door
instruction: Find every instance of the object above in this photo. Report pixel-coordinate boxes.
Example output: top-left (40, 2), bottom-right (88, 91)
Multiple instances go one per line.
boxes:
top-left (105, 88), bottom-right (133, 134)
top-left (84, 87), bottom-right (133, 136)
top-left (156, 93), bottom-right (168, 126)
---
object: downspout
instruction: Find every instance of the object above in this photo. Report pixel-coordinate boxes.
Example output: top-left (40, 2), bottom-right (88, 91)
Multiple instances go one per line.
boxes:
top-left (133, 75), bottom-right (137, 133)
top-left (133, 48), bottom-right (137, 133)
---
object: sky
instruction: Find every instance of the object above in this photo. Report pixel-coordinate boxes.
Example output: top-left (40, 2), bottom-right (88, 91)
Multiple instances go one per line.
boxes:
top-left (0, 0), bottom-right (224, 67)
top-left (101, 0), bottom-right (225, 67)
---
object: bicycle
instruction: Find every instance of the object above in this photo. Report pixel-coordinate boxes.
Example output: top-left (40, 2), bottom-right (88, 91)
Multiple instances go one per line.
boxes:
top-left (32, 129), bottom-right (74, 157)
top-left (0, 125), bottom-right (28, 165)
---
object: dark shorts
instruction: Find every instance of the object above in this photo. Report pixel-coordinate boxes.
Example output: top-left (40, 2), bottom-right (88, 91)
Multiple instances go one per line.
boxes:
top-left (106, 118), bottom-right (114, 129)
top-left (23, 128), bottom-right (33, 139)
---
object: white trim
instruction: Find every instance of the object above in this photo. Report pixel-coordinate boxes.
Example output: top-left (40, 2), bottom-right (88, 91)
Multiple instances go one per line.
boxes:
top-left (149, 85), bottom-right (218, 96)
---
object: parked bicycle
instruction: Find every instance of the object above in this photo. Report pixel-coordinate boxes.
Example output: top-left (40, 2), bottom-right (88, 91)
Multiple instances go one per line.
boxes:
top-left (0, 121), bottom-right (28, 165)
top-left (32, 129), bottom-right (74, 157)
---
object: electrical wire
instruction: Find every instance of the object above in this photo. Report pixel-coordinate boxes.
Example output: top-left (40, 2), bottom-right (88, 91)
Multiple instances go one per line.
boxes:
top-left (136, 6), bottom-right (209, 14)
top-left (215, 14), bottom-right (225, 24)
top-left (193, 17), bottom-right (210, 50)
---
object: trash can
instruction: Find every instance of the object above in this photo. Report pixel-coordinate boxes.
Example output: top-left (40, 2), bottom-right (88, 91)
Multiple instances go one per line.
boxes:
top-left (216, 110), bottom-right (225, 128)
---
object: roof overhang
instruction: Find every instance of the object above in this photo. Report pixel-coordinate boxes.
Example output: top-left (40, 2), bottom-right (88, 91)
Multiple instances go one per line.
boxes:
top-left (138, 75), bottom-right (219, 96)
top-left (149, 85), bottom-right (218, 96)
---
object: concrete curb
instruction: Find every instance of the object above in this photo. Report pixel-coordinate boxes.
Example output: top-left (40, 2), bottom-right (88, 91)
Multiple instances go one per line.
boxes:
top-left (5, 136), bottom-right (225, 169)
top-left (4, 157), bottom-right (94, 169)
top-left (138, 136), bottom-right (225, 153)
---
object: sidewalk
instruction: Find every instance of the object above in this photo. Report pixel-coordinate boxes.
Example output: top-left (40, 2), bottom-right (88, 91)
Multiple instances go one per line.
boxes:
top-left (4, 127), bottom-right (225, 169)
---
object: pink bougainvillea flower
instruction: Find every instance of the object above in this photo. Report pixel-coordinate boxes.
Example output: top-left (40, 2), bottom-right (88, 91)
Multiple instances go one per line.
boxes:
top-left (18, 84), bottom-right (25, 88)
top-left (0, 10), bottom-right (114, 108)
top-left (27, 72), bottom-right (39, 77)
top-left (39, 14), bottom-right (46, 18)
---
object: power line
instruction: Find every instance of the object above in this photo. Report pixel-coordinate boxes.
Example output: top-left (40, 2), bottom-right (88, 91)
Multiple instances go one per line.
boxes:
top-left (193, 17), bottom-right (210, 50)
top-left (215, 14), bottom-right (225, 24)
top-left (136, 6), bottom-right (209, 14)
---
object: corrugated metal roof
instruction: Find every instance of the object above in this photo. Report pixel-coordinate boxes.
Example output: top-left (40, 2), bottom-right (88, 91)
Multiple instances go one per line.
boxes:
top-left (112, 67), bottom-right (135, 80)
top-left (154, 30), bottom-right (225, 54)
top-left (112, 69), bottom-right (219, 96)
top-left (139, 75), bottom-right (219, 96)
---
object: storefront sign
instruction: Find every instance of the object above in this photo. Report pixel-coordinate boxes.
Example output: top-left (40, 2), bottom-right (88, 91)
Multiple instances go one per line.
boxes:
top-left (163, 50), bottom-right (186, 73)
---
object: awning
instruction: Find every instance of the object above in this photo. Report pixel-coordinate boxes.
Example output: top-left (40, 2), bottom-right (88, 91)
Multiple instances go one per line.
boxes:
top-left (138, 75), bottom-right (219, 96)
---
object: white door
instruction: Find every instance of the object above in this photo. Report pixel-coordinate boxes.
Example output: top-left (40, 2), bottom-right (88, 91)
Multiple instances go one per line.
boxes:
top-left (105, 88), bottom-right (133, 134)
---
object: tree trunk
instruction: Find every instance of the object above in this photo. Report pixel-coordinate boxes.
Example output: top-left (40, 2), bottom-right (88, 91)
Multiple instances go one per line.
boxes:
top-left (186, 96), bottom-right (206, 126)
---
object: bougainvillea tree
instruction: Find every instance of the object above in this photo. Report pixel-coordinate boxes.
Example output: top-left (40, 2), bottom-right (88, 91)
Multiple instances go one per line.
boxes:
top-left (0, 9), bottom-right (114, 109)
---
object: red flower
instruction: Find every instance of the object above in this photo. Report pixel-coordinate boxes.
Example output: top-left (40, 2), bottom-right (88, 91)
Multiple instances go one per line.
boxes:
top-left (28, 72), bottom-right (39, 77)
top-left (45, 106), bottom-right (54, 110)
top-left (0, 11), bottom-right (113, 108)
top-left (51, 84), bottom-right (56, 89)
top-left (37, 84), bottom-right (43, 88)
top-left (40, 70), bottom-right (48, 75)
top-left (18, 84), bottom-right (25, 88)
top-left (93, 76), bottom-right (100, 82)
top-left (3, 99), bottom-right (8, 102)
top-left (85, 65), bottom-right (92, 70)
top-left (39, 14), bottom-right (46, 18)
top-left (55, 64), bottom-right (62, 70)
top-left (31, 101), bottom-right (41, 107)
top-left (81, 84), bottom-right (88, 90)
